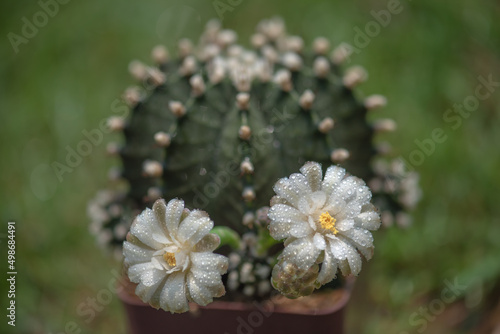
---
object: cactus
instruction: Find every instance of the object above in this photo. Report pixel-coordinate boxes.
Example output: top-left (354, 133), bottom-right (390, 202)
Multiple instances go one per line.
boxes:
top-left (89, 17), bottom-right (419, 301)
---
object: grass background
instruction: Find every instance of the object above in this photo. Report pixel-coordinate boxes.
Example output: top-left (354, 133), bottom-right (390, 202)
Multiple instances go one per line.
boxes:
top-left (0, 0), bottom-right (499, 333)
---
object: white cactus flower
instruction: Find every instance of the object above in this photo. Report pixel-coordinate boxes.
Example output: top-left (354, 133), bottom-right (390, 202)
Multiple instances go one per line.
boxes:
top-left (268, 162), bottom-right (380, 289)
top-left (123, 198), bottom-right (228, 313)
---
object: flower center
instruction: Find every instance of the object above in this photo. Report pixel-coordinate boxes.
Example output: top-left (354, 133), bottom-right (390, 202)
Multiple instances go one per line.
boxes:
top-left (319, 212), bottom-right (338, 234)
top-left (163, 252), bottom-right (176, 267)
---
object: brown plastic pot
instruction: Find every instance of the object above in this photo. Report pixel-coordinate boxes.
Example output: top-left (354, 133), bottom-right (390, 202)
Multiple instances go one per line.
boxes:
top-left (118, 278), bottom-right (354, 334)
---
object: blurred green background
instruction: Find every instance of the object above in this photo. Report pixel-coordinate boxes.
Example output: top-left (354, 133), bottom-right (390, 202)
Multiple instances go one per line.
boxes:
top-left (1, 0), bottom-right (499, 333)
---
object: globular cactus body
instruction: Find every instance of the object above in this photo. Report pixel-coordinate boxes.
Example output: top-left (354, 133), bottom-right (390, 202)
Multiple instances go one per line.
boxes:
top-left (119, 19), bottom-right (375, 235)
top-left (89, 18), bottom-right (419, 300)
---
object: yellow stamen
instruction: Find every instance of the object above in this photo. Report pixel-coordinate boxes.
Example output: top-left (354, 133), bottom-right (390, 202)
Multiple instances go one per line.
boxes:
top-left (319, 212), bottom-right (338, 234)
top-left (163, 252), bottom-right (176, 267)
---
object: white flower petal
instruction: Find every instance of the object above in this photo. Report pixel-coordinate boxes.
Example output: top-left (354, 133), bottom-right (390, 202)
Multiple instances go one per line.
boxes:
top-left (340, 229), bottom-right (374, 260)
top-left (355, 211), bottom-right (381, 230)
top-left (273, 173), bottom-right (312, 207)
top-left (160, 271), bottom-right (189, 313)
top-left (270, 195), bottom-right (292, 206)
top-left (268, 204), bottom-right (306, 223)
top-left (268, 204), bottom-right (310, 239)
top-left (273, 178), bottom-right (301, 207)
top-left (313, 233), bottom-right (326, 250)
top-left (123, 241), bottom-right (154, 265)
top-left (152, 199), bottom-right (169, 234)
top-left (321, 166), bottom-right (345, 195)
top-left (187, 272), bottom-right (218, 306)
top-left (135, 273), bottom-right (166, 304)
top-left (191, 252), bottom-right (229, 274)
top-left (177, 210), bottom-right (213, 245)
top-left (288, 172), bottom-right (313, 196)
top-left (328, 237), bottom-right (348, 260)
top-left (338, 200), bottom-right (363, 220)
top-left (322, 196), bottom-right (346, 216)
top-left (194, 234), bottom-right (221, 252)
top-left (355, 185), bottom-right (372, 205)
top-left (297, 191), bottom-right (327, 215)
top-left (316, 250), bottom-right (338, 285)
top-left (128, 262), bottom-right (157, 282)
top-left (335, 219), bottom-right (355, 232)
top-left (269, 221), bottom-right (312, 239)
top-left (140, 266), bottom-right (167, 288)
top-left (335, 176), bottom-right (364, 202)
top-left (281, 236), bottom-right (320, 271)
top-left (164, 199), bottom-right (185, 237)
top-left (344, 242), bottom-right (362, 276)
top-left (152, 233), bottom-right (170, 244)
top-left (338, 259), bottom-right (350, 276)
top-left (130, 209), bottom-right (164, 249)
top-left (300, 161), bottom-right (323, 192)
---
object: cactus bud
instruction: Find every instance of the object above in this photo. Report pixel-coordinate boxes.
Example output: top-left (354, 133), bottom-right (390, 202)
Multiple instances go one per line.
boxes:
top-left (330, 148), bottom-right (350, 163)
top-left (217, 29), bottom-right (237, 47)
top-left (168, 101), bottom-right (186, 118)
top-left (365, 95), bottom-right (388, 110)
top-left (258, 17), bottom-right (285, 40)
top-left (313, 57), bottom-right (330, 78)
top-left (209, 64), bottom-right (225, 84)
top-left (262, 45), bottom-right (278, 63)
top-left (236, 93), bottom-right (250, 110)
top-left (179, 56), bottom-right (197, 76)
top-left (318, 117), bottom-right (334, 133)
top-left (274, 69), bottom-right (292, 91)
top-left (240, 157), bottom-right (254, 174)
top-left (239, 125), bottom-right (252, 140)
top-left (189, 74), bottom-right (206, 96)
top-left (154, 131), bottom-right (171, 147)
top-left (128, 60), bottom-right (148, 81)
top-left (373, 119), bottom-right (397, 132)
top-left (282, 52), bottom-right (302, 71)
top-left (250, 33), bottom-right (267, 48)
top-left (147, 67), bottom-right (166, 86)
top-left (242, 212), bottom-right (255, 226)
top-left (142, 160), bottom-right (163, 177)
top-left (122, 86), bottom-right (142, 107)
top-left (343, 66), bottom-right (368, 88)
top-left (107, 116), bottom-right (125, 132)
top-left (286, 36), bottom-right (304, 53)
top-left (151, 45), bottom-right (169, 64)
top-left (313, 37), bottom-right (330, 55)
top-left (299, 90), bottom-right (315, 110)
top-left (242, 187), bottom-right (256, 202)
top-left (146, 187), bottom-right (162, 201)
